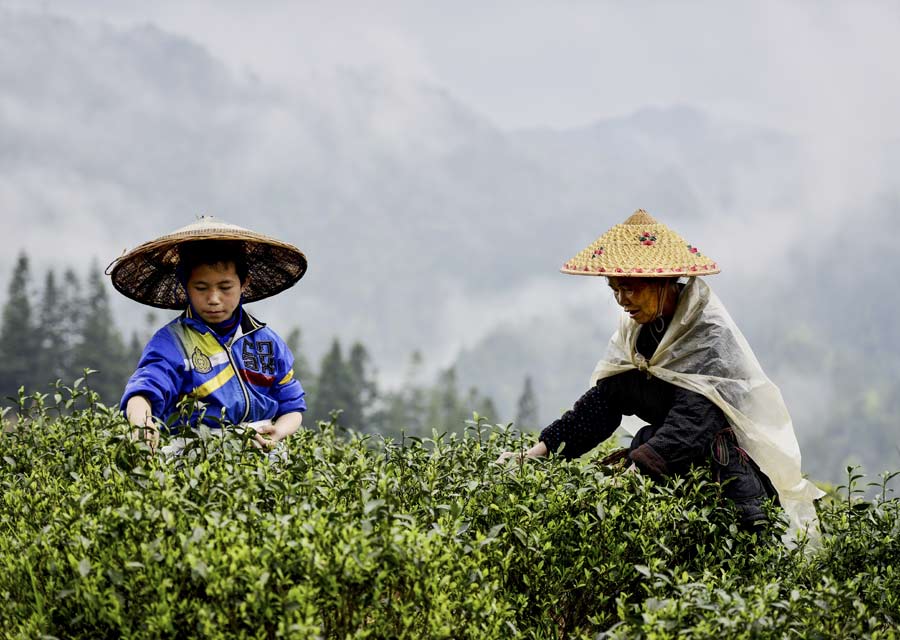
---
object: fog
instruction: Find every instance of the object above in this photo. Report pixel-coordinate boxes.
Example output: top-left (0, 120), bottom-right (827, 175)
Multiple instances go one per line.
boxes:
top-left (2, 2), bottom-right (898, 480)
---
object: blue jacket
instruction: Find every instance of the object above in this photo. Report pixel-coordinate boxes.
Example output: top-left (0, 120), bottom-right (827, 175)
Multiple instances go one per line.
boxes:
top-left (121, 308), bottom-right (306, 430)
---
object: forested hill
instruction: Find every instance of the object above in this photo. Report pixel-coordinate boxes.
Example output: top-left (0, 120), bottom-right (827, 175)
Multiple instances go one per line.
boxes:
top-left (0, 255), bottom-right (503, 443)
top-left (3, 241), bottom-right (898, 488)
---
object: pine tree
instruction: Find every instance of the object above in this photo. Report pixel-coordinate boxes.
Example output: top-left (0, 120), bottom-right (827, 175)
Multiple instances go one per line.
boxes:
top-left (480, 396), bottom-right (499, 423)
top-left (369, 390), bottom-right (406, 438)
top-left (141, 311), bottom-right (158, 344)
top-left (427, 366), bottom-right (465, 432)
top-left (369, 349), bottom-right (425, 438)
top-left (347, 342), bottom-right (377, 430)
top-left (284, 326), bottom-right (313, 393)
top-left (463, 386), bottom-right (499, 424)
top-left (58, 268), bottom-right (84, 383)
top-left (72, 262), bottom-right (128, 404)
top-left (0, 252), bottom-right (39, 400)
top-left (312, 338), bottom-right (356, 427)
top-left (124, 310), bottom-right (159, 371)
top-left (401, 350), bottom-right (428, 434)
top-left (515, 375), bottom-right (539, 431)
top-left (126, 331), bottom-right (143, 369)
top-left (36, 270), bottom-right (68, 385)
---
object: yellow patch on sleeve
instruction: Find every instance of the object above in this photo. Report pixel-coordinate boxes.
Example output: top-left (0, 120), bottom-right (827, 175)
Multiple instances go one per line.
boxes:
top-left (278, 369), bottom-right (294, 385)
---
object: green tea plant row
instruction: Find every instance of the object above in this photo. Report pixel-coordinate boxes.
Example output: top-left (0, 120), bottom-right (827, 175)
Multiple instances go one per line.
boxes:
top-left (1, 382), bottom-right (899, 639)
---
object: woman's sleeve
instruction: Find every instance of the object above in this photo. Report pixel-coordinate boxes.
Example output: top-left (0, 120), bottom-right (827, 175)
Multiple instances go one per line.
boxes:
top-left (269, 338), bottom-right (307, 416)
top-left (120, 329), bottom-right (184, 419)
top-left (539, 382), bottom-right (622, 459)
top-left (628, 386), bottom-right (726, 477)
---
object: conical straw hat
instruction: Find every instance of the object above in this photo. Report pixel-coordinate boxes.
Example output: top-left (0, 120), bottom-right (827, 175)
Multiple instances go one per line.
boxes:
top-left (560, 209), bottom-right (719, 277)
top-left (106, 216), bottom-right (307, 309)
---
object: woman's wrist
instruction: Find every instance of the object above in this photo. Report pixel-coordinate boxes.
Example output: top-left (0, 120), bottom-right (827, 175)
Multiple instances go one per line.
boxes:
top-left (527, 441), bottom-right (549, 458)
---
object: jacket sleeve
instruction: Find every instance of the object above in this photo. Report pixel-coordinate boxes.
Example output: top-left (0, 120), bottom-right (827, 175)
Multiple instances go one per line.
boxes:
top-left (268, 336), bottom-right (306, 416)
top-left (120, 327), bottom-right (185, 419)
top-left (538, 382), bottom-right (622, 459)
top-left (629, 386), bottom-right (726, 477)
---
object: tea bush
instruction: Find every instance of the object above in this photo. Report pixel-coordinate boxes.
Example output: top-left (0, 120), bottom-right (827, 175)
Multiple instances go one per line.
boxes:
top-left (1, 384), bottom-right (898, 639)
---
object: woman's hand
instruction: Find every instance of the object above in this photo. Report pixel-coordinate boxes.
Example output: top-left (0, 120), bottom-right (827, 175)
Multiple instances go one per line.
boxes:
top-left (126, 394), bottom-right (159, 453)
top-left (495, 440), bottom-right (548, 464)
top-left (252, 412), bottom-right (302, 450)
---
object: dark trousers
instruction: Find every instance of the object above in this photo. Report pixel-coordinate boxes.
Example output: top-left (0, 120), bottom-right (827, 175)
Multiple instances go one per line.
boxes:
top-left (630, 421), bottom-right (777, 529)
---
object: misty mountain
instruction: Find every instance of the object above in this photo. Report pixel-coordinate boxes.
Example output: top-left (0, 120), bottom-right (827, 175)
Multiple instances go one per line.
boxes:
top-left (1, 10), bottom-right (808, 362)
top-left (2, 9), bottom-right (897, 481)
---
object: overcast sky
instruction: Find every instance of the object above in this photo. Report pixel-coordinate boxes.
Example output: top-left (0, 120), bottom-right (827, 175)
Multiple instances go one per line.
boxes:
top-left (4, 1), bottom-right (898, 304)
top-left (6, 0), bottom-right (900, 138)
top-left (3, 1), bottom-right (899, 342)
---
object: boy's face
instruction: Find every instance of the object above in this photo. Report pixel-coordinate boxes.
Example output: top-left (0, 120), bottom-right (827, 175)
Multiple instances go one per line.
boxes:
top-left (186, 261), bottom-right (244, 324)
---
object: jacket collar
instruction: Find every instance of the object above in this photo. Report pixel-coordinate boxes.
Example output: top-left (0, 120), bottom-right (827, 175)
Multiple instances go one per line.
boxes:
top-left (181, 307), bottom-right (266, 337)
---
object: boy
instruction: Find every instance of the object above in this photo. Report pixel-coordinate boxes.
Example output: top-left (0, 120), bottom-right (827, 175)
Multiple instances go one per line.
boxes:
top-left (109, 217), bottom-right (308, 452)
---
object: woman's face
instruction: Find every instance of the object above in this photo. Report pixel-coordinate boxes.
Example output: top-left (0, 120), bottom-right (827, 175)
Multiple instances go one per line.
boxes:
top-left (607, 277), bottom-right (669, 324)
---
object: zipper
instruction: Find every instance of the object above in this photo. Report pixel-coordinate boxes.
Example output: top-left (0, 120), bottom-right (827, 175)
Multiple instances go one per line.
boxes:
top-left (223, 344), bottom-right (252, 424)
top-left (225, 325), bottom-right (264, 424)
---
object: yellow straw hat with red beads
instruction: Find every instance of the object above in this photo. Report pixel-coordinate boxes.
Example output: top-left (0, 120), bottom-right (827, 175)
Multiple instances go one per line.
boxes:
top-left (561, 209), bottom-right (719, 277)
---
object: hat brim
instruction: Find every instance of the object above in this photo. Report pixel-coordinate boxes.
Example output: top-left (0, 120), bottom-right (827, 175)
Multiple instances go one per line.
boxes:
top-left (107, 227), bottom-right (307, 310)
top-left (560, 265), bottom-right (720, 277)
top-left (560, 210), bottom-right (720, 278)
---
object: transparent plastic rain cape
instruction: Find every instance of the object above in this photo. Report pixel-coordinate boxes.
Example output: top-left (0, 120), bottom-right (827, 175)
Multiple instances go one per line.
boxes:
top-left (590, 277), bottom-right (824, 547)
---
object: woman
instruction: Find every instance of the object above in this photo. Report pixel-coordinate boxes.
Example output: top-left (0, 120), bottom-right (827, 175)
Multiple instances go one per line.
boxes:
top-left (497, 210), bottom-right (822, 544)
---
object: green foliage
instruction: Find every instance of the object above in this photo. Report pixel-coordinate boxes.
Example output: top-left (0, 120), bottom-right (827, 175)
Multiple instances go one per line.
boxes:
top-left (2, 384), bottom-right (899, 638)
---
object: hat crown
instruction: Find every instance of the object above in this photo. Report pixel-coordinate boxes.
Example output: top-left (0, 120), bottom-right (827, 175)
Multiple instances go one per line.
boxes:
top-left (623, 209), bottom-right (658, 225)
top-left (174, 215), bottom-right (248, 235)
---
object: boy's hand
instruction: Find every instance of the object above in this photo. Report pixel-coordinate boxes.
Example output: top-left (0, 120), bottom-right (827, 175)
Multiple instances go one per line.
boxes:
top-left (126, 395), bottom-right (158, 453)
top-left (133, 423), bottom-right (160, 453)
top-left (251, 412), bottom-right (302, 450)
top-left (252, 424), bottom-right (278, 450)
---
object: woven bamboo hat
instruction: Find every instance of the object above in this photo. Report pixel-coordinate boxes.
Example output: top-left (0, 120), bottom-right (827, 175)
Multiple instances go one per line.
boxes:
top-left (106, 216), bottom-right (307, 309)
top-left (560, 209), bottom-right (719, 277)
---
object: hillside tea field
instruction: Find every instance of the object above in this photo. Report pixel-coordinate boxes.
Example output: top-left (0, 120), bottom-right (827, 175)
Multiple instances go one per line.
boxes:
top-left (2, 384), bottom-right (899, 639)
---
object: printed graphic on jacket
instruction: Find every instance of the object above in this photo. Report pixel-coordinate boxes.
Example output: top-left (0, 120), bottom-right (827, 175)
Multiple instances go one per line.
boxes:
top-left (120, 310), bottom-right (306, 431)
